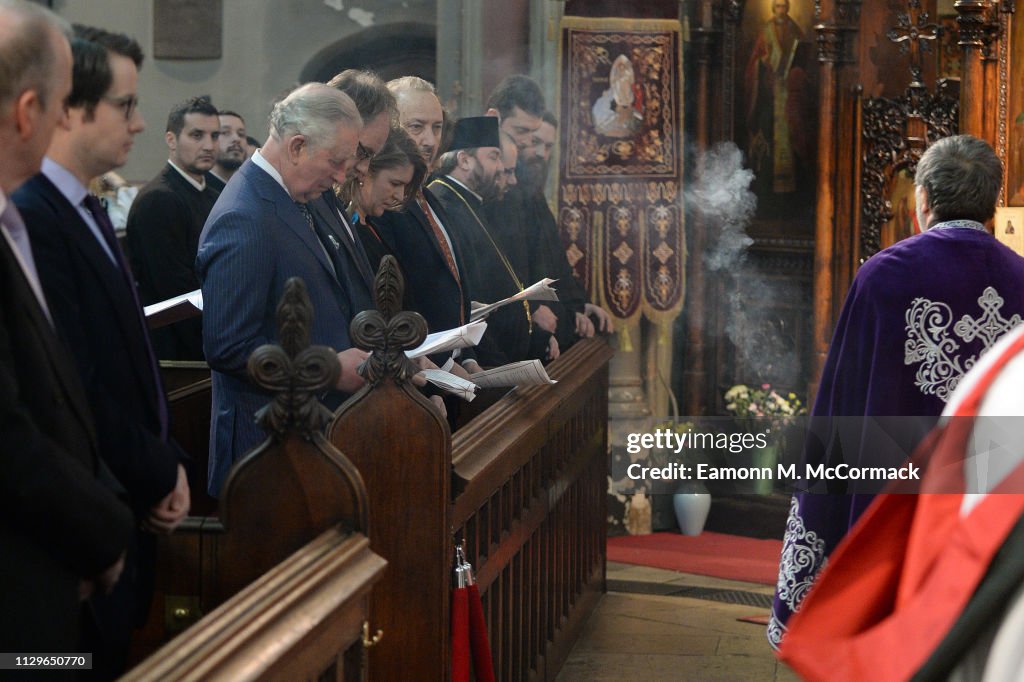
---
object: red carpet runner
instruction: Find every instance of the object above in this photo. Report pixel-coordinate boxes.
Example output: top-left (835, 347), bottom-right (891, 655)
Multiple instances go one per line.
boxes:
top-left (608, 532), bottom-right (783, 585)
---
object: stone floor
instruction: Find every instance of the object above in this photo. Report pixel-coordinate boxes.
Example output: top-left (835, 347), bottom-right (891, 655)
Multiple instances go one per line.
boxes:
top-left (557, 562), bottom-right (800, 681)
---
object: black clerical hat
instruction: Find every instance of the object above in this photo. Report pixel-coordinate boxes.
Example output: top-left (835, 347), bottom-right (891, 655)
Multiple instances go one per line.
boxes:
top-left (448, 116), bottom-right (500, 152)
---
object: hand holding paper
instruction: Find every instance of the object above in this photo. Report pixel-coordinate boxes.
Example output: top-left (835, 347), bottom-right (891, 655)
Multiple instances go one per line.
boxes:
top-left (470, 278), bottom-right (560, 322)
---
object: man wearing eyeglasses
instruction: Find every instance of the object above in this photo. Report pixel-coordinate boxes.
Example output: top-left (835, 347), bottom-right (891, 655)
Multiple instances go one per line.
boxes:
top-left (127, 94), bottom-right (221, 360)
top-left (308, 68), bottom-right (395, 313)
top-left (12, 23), bottom-right (190, 678)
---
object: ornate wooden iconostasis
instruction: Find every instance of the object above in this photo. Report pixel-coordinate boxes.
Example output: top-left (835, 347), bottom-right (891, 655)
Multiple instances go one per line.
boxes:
top-left (680, 0), bottom-right (1019, 414)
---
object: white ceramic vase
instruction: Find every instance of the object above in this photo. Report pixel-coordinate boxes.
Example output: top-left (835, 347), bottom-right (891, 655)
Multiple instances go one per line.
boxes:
top-left (672, 481), bottom-right (711, 536)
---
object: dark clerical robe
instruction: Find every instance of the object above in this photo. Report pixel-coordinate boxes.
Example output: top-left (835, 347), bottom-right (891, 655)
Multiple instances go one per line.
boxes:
top-left (484, 185), bottom-right (587, 352)
top-left (770, 223), bottom-right (1024, 648)
top-left (429, 177), bottom-right (550, 366)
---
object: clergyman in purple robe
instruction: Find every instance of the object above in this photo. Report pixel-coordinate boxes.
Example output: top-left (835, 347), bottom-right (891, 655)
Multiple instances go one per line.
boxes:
top-left (769, 134), bottom-right (1024, 648)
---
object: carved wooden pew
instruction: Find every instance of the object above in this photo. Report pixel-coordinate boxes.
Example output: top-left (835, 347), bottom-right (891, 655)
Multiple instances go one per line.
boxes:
top-left (127, 279), bottom-right (385, 680)
top-left (328, 257), bottom-right (613, 680)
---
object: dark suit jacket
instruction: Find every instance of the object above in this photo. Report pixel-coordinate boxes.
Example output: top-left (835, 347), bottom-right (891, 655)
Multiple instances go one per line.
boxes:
top-left (204, 170), bottom-right (226, 194)
top-left (15, 174), bottom-right (182, 510)
top-left (370, 188), bottom-right (477, 365)
top-left (0, 220), bottom-right (133, 654)
top-left (310, 191), bottom-right (374, 313)
top-left (197, 159), bottom-right (358, 496)
top-left (126, 163), bottom-right (218, 360)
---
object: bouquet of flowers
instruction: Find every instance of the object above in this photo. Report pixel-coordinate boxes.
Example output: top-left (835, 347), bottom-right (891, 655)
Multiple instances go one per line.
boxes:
top-left (724, 383), bottom-right (807, 429)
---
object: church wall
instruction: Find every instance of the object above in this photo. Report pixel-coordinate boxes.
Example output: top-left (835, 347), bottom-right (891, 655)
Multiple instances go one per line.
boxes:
top-left (50, 0), bottom-right (435, 183)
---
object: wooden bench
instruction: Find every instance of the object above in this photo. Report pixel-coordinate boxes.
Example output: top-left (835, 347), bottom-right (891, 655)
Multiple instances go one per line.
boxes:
top-left (128, 278), bottom-right (385, 680)
top-left (136, 261), bottom-right (611, 679)
top-left (328, 257), bottom-right (612, 680)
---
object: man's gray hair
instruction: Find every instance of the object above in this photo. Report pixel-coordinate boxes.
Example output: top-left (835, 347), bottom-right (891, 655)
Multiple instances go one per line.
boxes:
top-left (269, 82), bottom-right (362, 151)
top-left (387, 76), bottom-right (436, 98)
top-left (0, 0), bottom-right (71, 111)
top-left (915, 134), bottom-right (1003, 224)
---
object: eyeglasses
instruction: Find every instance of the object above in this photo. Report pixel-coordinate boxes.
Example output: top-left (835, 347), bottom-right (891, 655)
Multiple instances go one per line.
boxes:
top-left (356, 142), bottom-right (375, 162)
top-left (101, 94), bottom-right (139, 121)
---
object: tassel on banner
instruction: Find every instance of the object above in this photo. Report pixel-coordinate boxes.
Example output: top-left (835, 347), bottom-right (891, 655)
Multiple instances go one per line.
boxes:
top-left (618, 324), bottom-right (633, 352)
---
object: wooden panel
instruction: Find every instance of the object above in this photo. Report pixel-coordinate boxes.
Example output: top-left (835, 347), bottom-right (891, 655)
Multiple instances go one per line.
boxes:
top-left (163, 368), bottom-right (215, 515)
top-left (328, 381), bottom-right (451, 681)
top-left (152, 0), bottom-right (222, 60)
top-left (124, 531), bottom-right (385, 681)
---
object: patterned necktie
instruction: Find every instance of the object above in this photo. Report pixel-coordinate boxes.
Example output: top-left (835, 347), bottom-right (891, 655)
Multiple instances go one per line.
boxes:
top-left (83, 194), bottom-right (169, 441)
top-left (297, 202), bottom-right (337, 277)
top-left (416, 194), bottom-right (464, 324)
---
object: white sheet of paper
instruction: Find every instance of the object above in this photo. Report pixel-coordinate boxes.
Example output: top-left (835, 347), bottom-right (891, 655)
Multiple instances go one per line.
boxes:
top-left (469, 278), bottom-right (559, 322)
top-left (406, 320), bottom-right (487, 359)
top-left (420, 369), bottom-right (477, 401)
top-left (469, 359), bottom-right (556, 388)
top-left (143, 289), bottom-right (203, 317)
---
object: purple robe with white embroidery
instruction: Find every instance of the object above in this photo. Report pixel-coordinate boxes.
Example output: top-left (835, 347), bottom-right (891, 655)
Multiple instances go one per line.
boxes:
top-left (769, 223), bottom-right (1024, 649)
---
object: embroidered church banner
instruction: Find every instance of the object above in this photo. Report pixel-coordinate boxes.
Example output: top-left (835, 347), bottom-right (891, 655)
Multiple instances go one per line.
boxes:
top-left (556, 16), bottom-right (684, 326)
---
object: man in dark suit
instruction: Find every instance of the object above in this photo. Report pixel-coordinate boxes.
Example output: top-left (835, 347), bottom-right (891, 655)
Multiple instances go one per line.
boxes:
top-left (127, 95), bottom-right (221, 360)
top-left (0, 0), bottom-right (133, 658)
top-left (317, 68), bottom-right (396, 314)
top-left (14, 25), bottom-right (190, 676)
top-left (372, 76), bottom-right (483, 376)
top-left (197, 83), bottom-right (370, 497)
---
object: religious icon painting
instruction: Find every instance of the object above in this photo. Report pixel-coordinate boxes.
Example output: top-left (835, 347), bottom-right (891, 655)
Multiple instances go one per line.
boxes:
top-left (994, 207), bottom-right (1024, 257)
top-left (557, 16), bottom-right (685, 326)
top-left (1007, 9), bottom-right (1024, 207)
top-left (736, 0), bottom-right (818, 219)
top-left (936, 16), bottom-right (962, 80)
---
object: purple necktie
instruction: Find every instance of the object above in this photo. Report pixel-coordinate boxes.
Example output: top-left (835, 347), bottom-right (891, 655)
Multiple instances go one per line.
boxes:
top-left (83, 194), bottom-right (169, 441)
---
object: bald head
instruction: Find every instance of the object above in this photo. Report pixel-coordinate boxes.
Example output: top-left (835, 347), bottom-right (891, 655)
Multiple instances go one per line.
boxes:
top-left (0, 0), bottom-right (72, 192)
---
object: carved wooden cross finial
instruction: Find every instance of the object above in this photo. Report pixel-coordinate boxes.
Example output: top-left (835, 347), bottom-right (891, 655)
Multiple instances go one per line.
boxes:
top-left (887, 0), bottom-right (940, 85)
top-left (247, 277), bottom-right (341, 439)
top-left (350, 255), bottom-right (428, 385)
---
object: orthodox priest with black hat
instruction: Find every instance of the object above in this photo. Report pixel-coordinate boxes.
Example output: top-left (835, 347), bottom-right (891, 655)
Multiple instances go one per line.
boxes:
top-left (429, 116), bottom-right (556, 365)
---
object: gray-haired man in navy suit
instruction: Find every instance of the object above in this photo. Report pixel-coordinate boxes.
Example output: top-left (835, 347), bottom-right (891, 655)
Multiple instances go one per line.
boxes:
top-left (197, 83), bottom-right (370, 497)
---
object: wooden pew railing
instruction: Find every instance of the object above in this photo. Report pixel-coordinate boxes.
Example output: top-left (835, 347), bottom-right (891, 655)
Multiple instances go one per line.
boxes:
top-left (139, 261), bottom-right (611, 680)
top-left (450, 339), bottom-right (611, 680)
top-left (125, 528), bottom-right (382, 681)
top-left (327, 257), bottom-right (613, 681)
top-left (129, 278), bottom-right (385, 680)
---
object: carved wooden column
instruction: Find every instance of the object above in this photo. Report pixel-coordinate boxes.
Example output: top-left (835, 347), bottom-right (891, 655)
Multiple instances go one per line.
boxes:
top-left (681, 0), bottom-right (716, 415)
top-left (955, 1), bottom-right (998, 137)
top-left (810, 1), bottom-right (858, 391)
